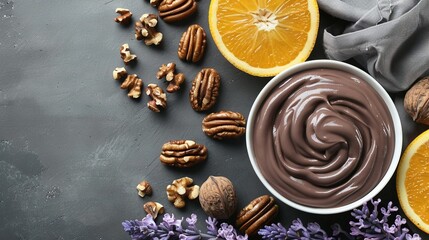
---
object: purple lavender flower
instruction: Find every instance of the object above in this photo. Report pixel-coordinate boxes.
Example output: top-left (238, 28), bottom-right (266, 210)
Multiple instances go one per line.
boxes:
top-left (123, 213), bottom-right (247, 240)
top-left (349, 199), bottom-right (421, 240)
top-left (258, 223), bottom-right (288, 239)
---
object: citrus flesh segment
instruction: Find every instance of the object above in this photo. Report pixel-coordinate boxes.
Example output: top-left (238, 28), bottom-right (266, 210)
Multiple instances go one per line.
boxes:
top-left (209, 0), bottom-right (319, 77)
top-left (397, 129), bottom-right (429, 233)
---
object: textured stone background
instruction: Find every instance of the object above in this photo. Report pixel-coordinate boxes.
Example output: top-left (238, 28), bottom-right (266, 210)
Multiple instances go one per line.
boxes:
top-left (0, 0), bottom-right (425, 239)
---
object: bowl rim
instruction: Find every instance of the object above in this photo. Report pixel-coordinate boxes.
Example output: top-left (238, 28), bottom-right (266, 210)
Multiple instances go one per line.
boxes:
top-left (246, 59), bottom-right (403, 214)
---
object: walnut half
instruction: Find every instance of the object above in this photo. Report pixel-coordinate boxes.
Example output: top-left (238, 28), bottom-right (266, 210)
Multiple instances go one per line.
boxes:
top-left (166, 177), bottom-right (199, 208)
top-left (135, 14), bottom-right (163, 46)
top-left (146, 84), bottom-right (167, 112)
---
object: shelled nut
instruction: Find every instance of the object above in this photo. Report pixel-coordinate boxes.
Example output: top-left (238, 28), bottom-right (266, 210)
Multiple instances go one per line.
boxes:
top-left (160, 140), bottom-right (207, 167)
top-left (157, 63), bottom-right (176, 81)
top-left (178, 24), bottom-right (206, 63)
top-left (202, 111), bottom-right (246, 140)
top-left (136, 180), bottom-right (153, 198)
top-left (146, 84), bottom-right (167, 112)
top-left (189, 68), bottom-right (220, 111)
top-left (114, 8), bottom-right (132, 25)
top-left (113, 67), bottom-right (127, 80)
top-left (158, 0), bottom-right (197, 23)
top-left (147, 0), bottom-right (162, 7)
top-left (156, 63), bottom-right (186, 93)
top-left (236, 195), bottom-right (279, 236)
top-left (135, 14), bottom-right (163, 46)
top-left (166, 177), bottom-right (200, 208)
top-left (143, 201), bottom-right (164, 219)
top-left (121, 74), bottom-right (143, 98)
top-left (120, 43), bottom-right (137, 65)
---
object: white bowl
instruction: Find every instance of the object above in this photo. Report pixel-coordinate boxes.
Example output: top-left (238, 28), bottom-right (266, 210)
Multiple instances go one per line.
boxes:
top-left (246, 60), bottom-right (402, 214)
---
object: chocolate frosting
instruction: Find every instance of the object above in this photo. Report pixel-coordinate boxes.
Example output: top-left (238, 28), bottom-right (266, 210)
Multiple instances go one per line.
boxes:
top-left (253, 68), bottom-right (394, 208)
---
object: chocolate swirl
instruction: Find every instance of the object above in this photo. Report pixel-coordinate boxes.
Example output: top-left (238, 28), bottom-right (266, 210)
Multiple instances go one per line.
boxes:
top-left (253, 68), bottom-right (394, 208)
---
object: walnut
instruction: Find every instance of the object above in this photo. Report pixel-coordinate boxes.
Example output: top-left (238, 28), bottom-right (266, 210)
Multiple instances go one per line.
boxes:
top-left (147, 0), bottom-right (163, 7)
top-left (189, 68), bottom-right (220, 111)
top-left (236, 195), bottom-right (279, 236)
top-left (120, 43), bottom-right (137, 65)
top-left (114, 8), bottom-right (132, 25)
top-left (166, 177), bottom-right (200, 208)
top-left (157, 62), bottom-right (176, 81)
top-left (404, 76), bottom-right (429, 125)
top-left (135, 14), bottom-right (163, 46)
top-left (143, 201), bottom-right (164, 219)
top-left (178, 24), bottom-right (206, 63)
top-left (160, 140), bottom-right (207, 167)
top-left (157, 63), bottom-right (186, 93)
top-left (146, 84), bottom-right (167, 112)
top-left (136, 180), bottom-right (153, 198)
top-left (113, 67), bottom-right (127, 80)
top-left (202, 111), bottom-right (246, 140)
top-left (158, 0), bottom-right (197, 23)
top-left (121, 74), bottom-right (143, 98)
top-left (199, 176), bottom-right (237, 219)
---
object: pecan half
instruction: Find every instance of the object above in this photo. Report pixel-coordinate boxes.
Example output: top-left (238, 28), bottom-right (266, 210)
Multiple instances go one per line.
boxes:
top-left (202, 111), bottom-right (246, 140)
top-left (236, 195), bottom-right (279, 236)
top-left (160, 140), bottom-right (207, 167)
top-left (158, 0), bottom-right (197, 23)
top-left (178, 24), bottom-right (206, 63)
top-left (189, 68), bottom-right (220, 112)
top-left (146, 84), bottom-right (167, 112)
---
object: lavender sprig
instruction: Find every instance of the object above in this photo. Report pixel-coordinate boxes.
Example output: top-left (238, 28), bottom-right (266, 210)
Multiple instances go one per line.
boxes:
top-left (348, 198), bottom-right (421, 240)
top-left (122, 213), bottom-right (248, 240)
top-left (258, 219), bottom-right (335, 240)
top-left (258, 199), bottom-right (421, 240)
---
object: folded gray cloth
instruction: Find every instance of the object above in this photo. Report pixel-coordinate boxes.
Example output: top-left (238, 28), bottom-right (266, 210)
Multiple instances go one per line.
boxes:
top-left (318, 0), bottom-right (429, 92)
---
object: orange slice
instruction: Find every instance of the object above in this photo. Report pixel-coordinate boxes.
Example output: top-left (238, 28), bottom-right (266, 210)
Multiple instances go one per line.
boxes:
top-left (397, 129), bottom-right (429, 233)
top-left (208, 0), bottom-right (319, 77)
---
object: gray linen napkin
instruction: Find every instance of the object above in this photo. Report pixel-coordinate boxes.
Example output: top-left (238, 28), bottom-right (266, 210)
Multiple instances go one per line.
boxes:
top-left (318, 0), bottom-right (429, 92)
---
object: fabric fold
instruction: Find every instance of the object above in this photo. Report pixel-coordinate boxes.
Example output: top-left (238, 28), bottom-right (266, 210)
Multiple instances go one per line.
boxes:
top-left (318, 0), bottom-right (429, 92)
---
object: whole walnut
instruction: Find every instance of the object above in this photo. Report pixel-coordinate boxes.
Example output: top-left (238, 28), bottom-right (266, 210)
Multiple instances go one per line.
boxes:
top-left (404, 76), bottom-right (429, 125)
top-left (199, 176), bottom-right (237, 219)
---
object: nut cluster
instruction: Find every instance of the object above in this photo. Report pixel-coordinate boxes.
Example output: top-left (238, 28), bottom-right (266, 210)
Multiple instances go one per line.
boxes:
top-left (178, 24), bottom-right (206, 63)
top-left (199, 176), bottom-right (237, 219)
top-left (404, 76), bottom-right (429, 125)
top-left (236, 195), bottom-right (279, 236)
top-left (157, 63), bottom-right (186, 93)
top-left (114, 8), bottom-right (133, 25)
top-left (160, 140), bottom-right (207, 167)
top-left (135, 14), bottom-right (163, 46)
top-left (166, 177), bottom-right (200, 208)
top-left (146, 84), bottom-right (167, 112)
top-left (202, 111), bottom-right (246, 140)
top-left (120, 43), bottom-right (137, 65)
top-left (190, 68), bottom-right (221, 111)
top-left (158, 0), bottom-right (197, 23)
